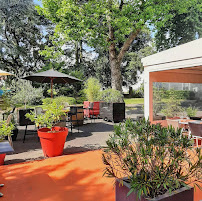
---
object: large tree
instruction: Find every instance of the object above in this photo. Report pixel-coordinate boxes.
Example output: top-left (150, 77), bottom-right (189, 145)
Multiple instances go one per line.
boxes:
top-left (38, 0), bottom-right (193, 92)
top-left (0, 0), bottom-right (51, 78)
top-left (155, 1), bottom-right (202, 51)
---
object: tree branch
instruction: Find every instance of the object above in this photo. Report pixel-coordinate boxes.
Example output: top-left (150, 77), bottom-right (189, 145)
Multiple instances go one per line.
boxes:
top-left (119, 0), bottom-right (124, 10)
top-left (117, 30), bottom-right (141, 64)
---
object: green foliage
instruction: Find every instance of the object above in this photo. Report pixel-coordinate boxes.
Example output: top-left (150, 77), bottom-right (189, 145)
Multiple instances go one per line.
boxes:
top-left (0, 120), bottom-right (14, 141)
top-left (103, 118), bottom-right (201, 199)
top-left (124, 98), bottom-right (144, 105)
top-left (26, 102), bottom-right (66, 129)
top-left (38, 0), bottom-right (189, 49)
top-left (53, 96), bottom-right (76, 106)
top-left (161, 89), bottom-right (191, 100)
top-left (42, 98), bottom-right (52, 106)
top-left (47, 88), bottom-right (58, 96)
top-left (8, 79), bottom-right (44, 106)
top-left (0, 0), bottom-right (51, 78)
top-left (161, 92), bottom-right (183, 118)
top-left (153, 87), bottom-right (164, 116)
top-left (186, 106), bottom-right (197, 117)
top-left (99, 88), bottom-right (123, 103)
top-left (38, 0), bottom-right (191, 91)
top-left (42, 96), bottom-right (76, 107)
top-left (155, 0), bottom-right (202, 51)
top-left (83, 77), bottom-right (101, 102)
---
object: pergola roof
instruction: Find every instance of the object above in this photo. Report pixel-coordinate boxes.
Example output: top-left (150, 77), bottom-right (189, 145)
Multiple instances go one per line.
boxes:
top-left (142, 38), bottom-right (202, 72)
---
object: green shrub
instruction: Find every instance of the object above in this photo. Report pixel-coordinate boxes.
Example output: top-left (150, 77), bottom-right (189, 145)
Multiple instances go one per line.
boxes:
top-left (99, 88), bottom-right (123, 103)
top-left (0, 120), bottom-right (14, 141)
top-left (26, 102), bottom-right (66, 129)
top-left (42, 98), bottom-right (53, 105)
top-left (103, 118), bottom-right (201, 199)
top-left (9, 79), bottom-right (44, 106)
top-left (161, 89), bottom-right (191, 100)
top-left (186, 106), bottom-right (197, 117)
top-left (83, 77), bottom-right (101, 102)
top-left (54, 96), bottom-right (76, 105)
top-left (42, 96), bottom-right (76, 107)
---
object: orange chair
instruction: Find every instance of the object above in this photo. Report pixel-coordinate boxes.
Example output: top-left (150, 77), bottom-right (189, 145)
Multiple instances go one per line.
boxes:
top-left (84, 102), bottom-right (100, 119)
top-left (83, 101), bottom-right (90, 118)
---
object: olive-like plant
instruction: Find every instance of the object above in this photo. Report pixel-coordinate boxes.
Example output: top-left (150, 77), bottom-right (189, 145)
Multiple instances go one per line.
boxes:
top-left (103, 118), bottom-right (201, 199)
top-left (26, 102), bottom-right (66, 130)
top-left (0, 120), bottom-right (14, 141)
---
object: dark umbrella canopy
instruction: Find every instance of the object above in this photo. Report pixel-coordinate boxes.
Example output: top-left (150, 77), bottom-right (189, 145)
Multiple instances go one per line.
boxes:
top-left (22, 69), bottom-right (82, 84)
top-left (22, 69), bottom-right (82, 98)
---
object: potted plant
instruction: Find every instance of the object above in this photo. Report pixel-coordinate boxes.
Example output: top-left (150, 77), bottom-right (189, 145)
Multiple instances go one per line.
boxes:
top-left (99, 89), bottom-right (125, 122)
top-left (0, 120), bottom-right (14, 165)
top-left (186, 106), bottom-right (200, 120)
top-left (26, 102), bottom-right (68, 157)
top-left (102, 118), bottom-right (201, 201)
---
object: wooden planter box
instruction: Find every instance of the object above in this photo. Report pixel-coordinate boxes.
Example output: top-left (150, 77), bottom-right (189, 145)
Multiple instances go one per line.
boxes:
top-left (100, 102), bottom-right (125, 123)
top-left (116, 179), bottom-right (193, 201)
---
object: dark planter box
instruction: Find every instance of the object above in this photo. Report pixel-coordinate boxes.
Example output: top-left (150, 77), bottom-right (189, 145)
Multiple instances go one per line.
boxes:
top-left (18, 109), bottom-right (35, 126)
top-left (100, 102), bottom-right (125, 123)
top-left (116, 179), bottom-right (193, 201)
top-left (5, 128), bottom-right (18, 141)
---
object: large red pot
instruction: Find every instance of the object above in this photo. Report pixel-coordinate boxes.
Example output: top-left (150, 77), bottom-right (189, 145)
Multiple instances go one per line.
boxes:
top-left (0, 154), bottom-right (6, 165)
top-left (38, 127), bottom-right (68, 157)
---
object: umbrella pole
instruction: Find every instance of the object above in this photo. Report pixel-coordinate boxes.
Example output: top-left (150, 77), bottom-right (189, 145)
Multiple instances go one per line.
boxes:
top-left (51, 78), bottom-right (53, 98)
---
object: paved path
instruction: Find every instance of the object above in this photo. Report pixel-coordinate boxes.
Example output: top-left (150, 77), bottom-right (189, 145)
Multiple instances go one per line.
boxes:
top-left (5, 104), bottom-right (144, 165)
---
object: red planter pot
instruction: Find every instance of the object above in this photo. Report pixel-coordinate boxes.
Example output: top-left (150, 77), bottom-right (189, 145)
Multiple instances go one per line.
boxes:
top-left (38, 127), bottom-right (68, 157)
top-left (0, 154), bottom-right (6, 165)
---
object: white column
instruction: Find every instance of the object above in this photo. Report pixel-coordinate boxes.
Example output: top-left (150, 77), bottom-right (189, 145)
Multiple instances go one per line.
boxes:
top-left (144, 69), bottom-right (150, 120)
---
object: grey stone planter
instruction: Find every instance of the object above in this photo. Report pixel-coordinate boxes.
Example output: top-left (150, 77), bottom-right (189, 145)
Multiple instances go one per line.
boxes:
top-left (116, 179), bottom-right (194, 201)
top-left (100, 102), bottom-right (125, 123)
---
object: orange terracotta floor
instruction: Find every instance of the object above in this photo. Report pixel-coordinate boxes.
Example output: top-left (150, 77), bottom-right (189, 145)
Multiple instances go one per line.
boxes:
top-left (0, 150), bottom-right (115, 201)
top-left (0, 150), bottom-right (201, 201)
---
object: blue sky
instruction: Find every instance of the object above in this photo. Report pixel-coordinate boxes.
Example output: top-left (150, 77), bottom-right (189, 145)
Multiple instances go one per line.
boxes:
top-left (33, 0), bottom-right (42, 6)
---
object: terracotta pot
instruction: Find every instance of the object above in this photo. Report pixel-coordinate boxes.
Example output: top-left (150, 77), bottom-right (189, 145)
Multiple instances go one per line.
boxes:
top-left (38, 127), bottom-right (68, 157)
top-left (0, 154), bottom-right (6, 165)
top-left (116, 179), bottom-right (194, 201)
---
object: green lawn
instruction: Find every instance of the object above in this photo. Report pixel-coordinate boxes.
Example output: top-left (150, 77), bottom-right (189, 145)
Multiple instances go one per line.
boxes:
top-left (124, 98), bottom-right (144, 105)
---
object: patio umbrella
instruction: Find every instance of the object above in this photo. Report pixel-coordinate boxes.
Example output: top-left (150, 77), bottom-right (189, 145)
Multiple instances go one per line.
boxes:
top-left (0, 69), bottom-right (13, 76)
top-left (22, 69), bottom-right (82, 98)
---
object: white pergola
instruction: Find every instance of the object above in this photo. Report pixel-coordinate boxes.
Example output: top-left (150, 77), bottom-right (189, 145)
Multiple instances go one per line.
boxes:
top-left (141, 38), bottom-right (202, 123)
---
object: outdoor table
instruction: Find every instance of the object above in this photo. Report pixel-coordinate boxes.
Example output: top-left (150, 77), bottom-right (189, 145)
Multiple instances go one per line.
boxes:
top-left (178, 119), bottom-right (196, 131)
top-left (0, 141), bottom-right (14, 154)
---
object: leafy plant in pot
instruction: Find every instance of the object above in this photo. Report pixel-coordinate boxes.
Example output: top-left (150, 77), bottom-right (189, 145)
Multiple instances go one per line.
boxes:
top-left (102, 118), bottom-right (201, 201)
top-left (26, 102), bottom-right (68, 157)
top-left (0, 120), bottom-right (14, 165)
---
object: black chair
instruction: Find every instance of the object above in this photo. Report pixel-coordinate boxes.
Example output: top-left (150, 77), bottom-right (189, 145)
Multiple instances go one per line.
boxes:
top-left (2, 107), bottom-right (16, 121)
top-left (18, 109), bottom-right (36, 143)
top-left (68, 106), bottom-right (84, 133)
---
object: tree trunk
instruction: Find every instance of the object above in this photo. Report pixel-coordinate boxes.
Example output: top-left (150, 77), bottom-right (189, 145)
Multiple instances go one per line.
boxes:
top-left (107, 7), bottom-right (140, 93)
top-left (109, 54), bottom-right (123, 92)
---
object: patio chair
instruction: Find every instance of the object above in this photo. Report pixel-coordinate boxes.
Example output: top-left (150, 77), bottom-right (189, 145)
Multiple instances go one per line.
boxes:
top-left (83, 101), bottom-right (90, 118)
top-left (84, 102), bottom-right (100, 121)
top-left (2, 107), bottom-right (16, 121)
top-left (18, 109), bottom-right (36, 143)
top-left (35, 107), bottom-right (43, 116)
top-left (188, 122), bottom-right (202, 147)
